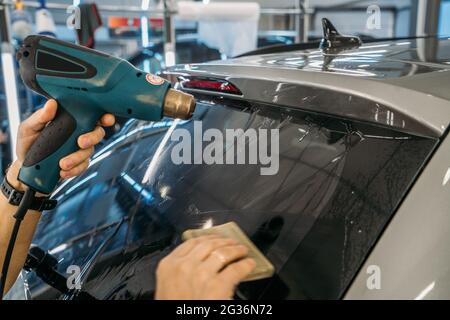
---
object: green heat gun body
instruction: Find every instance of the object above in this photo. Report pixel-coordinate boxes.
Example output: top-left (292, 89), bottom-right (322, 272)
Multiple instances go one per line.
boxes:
top-left (17, 35), bottom-right (195, 194)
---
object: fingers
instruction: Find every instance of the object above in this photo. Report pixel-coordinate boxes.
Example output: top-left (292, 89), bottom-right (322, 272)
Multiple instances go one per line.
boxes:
top-left (98, 114), bottom-right (116, 127)
top-left (59, 147), bottom-right (94, 171)
top-left (58, 125), bottom-right (104, 177)
top-left (155, 235), bottom-right (257, 300)
top-left (20, 101), bottom-right (113, 138)
top-left (56, 115), bottom-right (110, 180)
top-left (16, 101), bottom-right (113, 180)
top-left (202, 245), bottom-right (249, 274)
top-left (60, 159), bottom-right (90, 179)
top-left (189, 237), bottom-right (239, 261)
top-left (217, 258), bottom-right (256, 286)
top-left (78, 126), bottom-right (105, 149)
top-left (20, 100), bottom-right (58, 135)
top-left (60, 115), bottom-right (110, 178)
top-left (170, 235), bottom-right (220, 257)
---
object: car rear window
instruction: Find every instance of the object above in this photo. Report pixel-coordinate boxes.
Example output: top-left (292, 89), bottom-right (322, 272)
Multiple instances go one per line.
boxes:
top-left (31, 99), bottom-right (438, 300)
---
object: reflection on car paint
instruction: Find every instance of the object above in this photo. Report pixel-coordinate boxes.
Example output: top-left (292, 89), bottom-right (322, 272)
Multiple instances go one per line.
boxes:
top-left (223, 38), bottom-right (450, 78)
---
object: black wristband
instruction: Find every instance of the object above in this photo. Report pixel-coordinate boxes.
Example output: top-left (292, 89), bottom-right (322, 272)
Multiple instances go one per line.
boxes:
top-left (1, 176), bottom-right (57, 212)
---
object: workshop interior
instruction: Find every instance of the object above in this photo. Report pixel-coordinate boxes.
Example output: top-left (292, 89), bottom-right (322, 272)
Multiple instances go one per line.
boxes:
top-left (0, 0), bottom-right (449, 301)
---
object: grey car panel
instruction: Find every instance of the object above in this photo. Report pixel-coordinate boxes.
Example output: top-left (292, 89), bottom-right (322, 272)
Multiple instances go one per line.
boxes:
top-left (167, 65), bottom-right (450, 137)
top-left (176, 77), bottom-right (443, 137)
top-left (166, 38), bottom-right (450, 137)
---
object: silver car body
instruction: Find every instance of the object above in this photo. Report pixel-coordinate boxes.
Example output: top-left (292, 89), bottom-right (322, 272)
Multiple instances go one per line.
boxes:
top-left (166, 36), bottom-right (450, 299)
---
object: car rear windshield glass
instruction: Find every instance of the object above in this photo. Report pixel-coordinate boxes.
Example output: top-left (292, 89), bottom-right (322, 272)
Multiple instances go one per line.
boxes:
top-left (32, 100), bottom-right (437, 300)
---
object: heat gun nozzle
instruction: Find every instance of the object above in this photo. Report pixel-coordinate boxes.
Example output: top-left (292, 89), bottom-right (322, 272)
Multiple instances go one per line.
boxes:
top-left (163, 89), bottom-right (196, 120)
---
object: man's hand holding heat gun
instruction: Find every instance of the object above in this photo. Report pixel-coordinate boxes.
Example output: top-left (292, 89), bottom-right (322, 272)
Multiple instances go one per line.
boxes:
top-left (0, 101), bottom-right (256, 298)
top-left (0, 99), bottom-right (115, 294)
top-left (11, 100), bottom-right (115, 186)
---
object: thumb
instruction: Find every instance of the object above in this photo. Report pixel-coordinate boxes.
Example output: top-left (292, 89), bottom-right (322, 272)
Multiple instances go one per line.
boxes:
top-left (23, 99), bottom-right (58, 133)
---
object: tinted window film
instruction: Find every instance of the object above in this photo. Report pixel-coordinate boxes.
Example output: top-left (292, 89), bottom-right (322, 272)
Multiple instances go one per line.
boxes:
top-left (30, 100), bottom-right (437, 300)
top-left (152, 103), bottom-right (437, 299)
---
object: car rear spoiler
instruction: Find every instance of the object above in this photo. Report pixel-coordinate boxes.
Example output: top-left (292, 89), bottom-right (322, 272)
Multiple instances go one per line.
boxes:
top-left (162, 68), bottom-right (450, 138)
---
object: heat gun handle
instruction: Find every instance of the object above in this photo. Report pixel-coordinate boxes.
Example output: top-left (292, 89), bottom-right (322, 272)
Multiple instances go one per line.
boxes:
top-left (18, 104), bottom-right (101, 194)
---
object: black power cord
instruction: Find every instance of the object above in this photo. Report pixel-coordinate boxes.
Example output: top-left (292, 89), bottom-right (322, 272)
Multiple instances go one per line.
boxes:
top-left (0, 188), bottom-right (36, 299)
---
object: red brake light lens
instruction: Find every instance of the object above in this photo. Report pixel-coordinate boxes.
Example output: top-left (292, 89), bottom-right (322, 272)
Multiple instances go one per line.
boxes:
top-left (179, 77), bottom-right (242, 95)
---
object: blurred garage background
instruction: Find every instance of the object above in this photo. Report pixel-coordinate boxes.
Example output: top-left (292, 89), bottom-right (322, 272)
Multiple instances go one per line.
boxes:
top-left (0, 0), bottom-right (449, 174)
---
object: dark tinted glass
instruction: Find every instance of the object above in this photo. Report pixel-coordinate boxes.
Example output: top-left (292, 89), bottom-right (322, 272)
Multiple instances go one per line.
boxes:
top-left (28, 100), bottom-right (437, 300)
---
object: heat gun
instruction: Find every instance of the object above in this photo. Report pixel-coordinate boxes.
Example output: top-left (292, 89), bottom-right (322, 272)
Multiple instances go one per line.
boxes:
top-left (17, 35), bottom-right (195, 194)
top-left (1, 35), bottom-right (196, 298)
